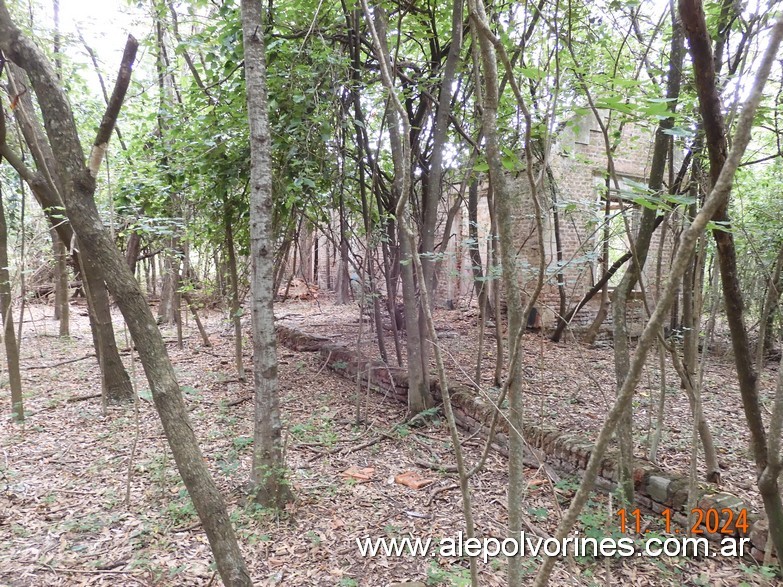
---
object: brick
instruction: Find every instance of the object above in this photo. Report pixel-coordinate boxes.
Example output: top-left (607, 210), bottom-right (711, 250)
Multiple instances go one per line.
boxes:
top-left (651, 501), bottom-right (667, 514)
top-left (647, 475), bottom-right (671, 504)
top-left (668, 479), bottom-right (688, 509)
top-left (276, 323), bottom-right (768, 553)
top-left (749, 519), bottom-right (768, 552)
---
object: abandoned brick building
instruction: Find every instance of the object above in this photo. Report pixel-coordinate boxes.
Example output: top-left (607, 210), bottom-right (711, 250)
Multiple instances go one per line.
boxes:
top-left (292, 110), bottom-right (677, 335)
top-left (438, 110), bottom-right (678, 332)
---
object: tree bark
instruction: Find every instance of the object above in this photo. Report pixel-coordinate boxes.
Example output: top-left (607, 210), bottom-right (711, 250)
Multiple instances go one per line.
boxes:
top-left (364, 3), bottom-right (433, 412)
top-left (532, 17), bottom-right (783, 584)
top-left (51, 0), bottom-right (69, 336)
top-left (3, 64), bottom-right (133, 403)
top-left (757, 243), bottom-right (783, 371)
top-left (0, 18), bottom-right (252, 585)
top-left (241, 0), bottom-right (293, 509)
top-left (224, 199), bottom-right (245, 381)
top-left (548, 168), bottom-right (568, 325)
top-left (680, 0), bottom-right (783, 562)
top-left (54, 234), bottom-right (69, 336)
top-left (344, 6), bottom-right (388, 363)
top-left (183, 292), bottom-right (211, 347)
top-left (335, 189), bottom-right (352, 304)
top-left (583, 181), bottom-right (613, 345)
top-left (0, 177), bottom-right (23, 422)
top-left (613, 7), bottom-right (684, 502)
top-left (421, 0), bottom-right (463, 298)
top-left (469, 1), bottom-right (527, 582)
top-left (125, 231), bottom-right (141, 276)
top-left (467, 180), bottom-right (491, 317)
top-left (158, 248), bottom-right (179, 324)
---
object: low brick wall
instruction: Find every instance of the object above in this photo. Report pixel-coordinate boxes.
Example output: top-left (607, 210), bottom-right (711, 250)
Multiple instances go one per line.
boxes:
top-left (277, 324), bottom-right (772, 561)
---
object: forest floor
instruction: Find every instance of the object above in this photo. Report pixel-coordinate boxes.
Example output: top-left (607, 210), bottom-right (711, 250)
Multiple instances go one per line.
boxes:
top-left (0, 294), bottom-right (779, 587)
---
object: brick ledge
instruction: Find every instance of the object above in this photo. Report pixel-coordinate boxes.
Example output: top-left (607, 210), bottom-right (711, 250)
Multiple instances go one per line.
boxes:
top-left (277, 324), bottom-right (772, 561)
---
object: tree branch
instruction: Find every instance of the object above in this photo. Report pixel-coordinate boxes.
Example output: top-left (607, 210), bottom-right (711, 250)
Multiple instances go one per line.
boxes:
top-left (88, 35), bottom-right (137, 176)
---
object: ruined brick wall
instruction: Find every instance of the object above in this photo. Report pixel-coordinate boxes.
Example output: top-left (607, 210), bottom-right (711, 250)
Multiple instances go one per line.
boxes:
top-left (435, 111), bottom-right (680, 331)
top-left (278, 323), bottom-right (772, 562)
top-left (308, 111), bottom-right (679, 321)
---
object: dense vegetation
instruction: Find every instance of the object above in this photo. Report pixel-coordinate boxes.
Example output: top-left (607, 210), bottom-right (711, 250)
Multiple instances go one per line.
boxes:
top-left (1, 0), bottom-right (783, 585)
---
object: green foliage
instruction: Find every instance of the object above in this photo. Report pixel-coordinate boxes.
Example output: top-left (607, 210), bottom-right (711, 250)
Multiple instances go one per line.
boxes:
top-left (165, 490), bottom-right (197, 526)
top-left (233, 435), bottom-right (253, 450)
top-left (290, 416), bottom-right (338, 446)
top-left (734, 161), bottom-right (783, 315)
top-left (738, 563), bottom-right (779, 585)
top-left (426, 561), bottom-right (471, 586)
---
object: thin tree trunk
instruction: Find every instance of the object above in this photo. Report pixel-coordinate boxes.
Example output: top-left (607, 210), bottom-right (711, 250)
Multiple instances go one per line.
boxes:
top-left (126, 231), bottom-right (141, 276)
top-left (241, 0), bottom-right (293, 509)
top-left (469, 2), bottom-right (529, 583)
top-left (158, 247), bottom-right (178, 324)
top-left (680, 0), bottom-right (783, 562)
top-left (183, 292), bottom-right (211, 347)
top-left (365, 3), bottom-right (432, 412)
top-left (150, 253), bottom-right (157, 296)
top-left (649, 339), bottom-right (667, 461)
top-left (613, 6), bottom-right (684, 502)
top-left (583, 187), bottom-right (612, 345)
top-left (174, 263), bottom-right (183, 349)
top-left (51, 0), bottom-right (68, 336)
top-left (225, 205), bottom-right (244, 380)
top-left (0, 23), bottom-right (252, 585)
top-left (55, 234), bottom-right (69, 335)
top-left (325, 234), bottom-right (331, 290)
top-left (421, 0), bottom-right (463, 298)
top-left (489, 195), bottom-right (503, 388)
top-left (350, 38), bottom-right (388, 364)
top-left (548, 168), bottom-right (568, 324)
top-left (335, 187), bottom-right (351, 304)
top-left (82, 253), bottom-right (135, 403)
top-left (467, 180), bottom-right (491, 317)
top-left (0, 181), bottom-right (23, 422)
top-left (757, 243), bottom-right (783, 372)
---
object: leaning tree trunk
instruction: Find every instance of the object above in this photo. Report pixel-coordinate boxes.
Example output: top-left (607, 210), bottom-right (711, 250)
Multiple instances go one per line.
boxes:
top-left (4, 63), bottom-right (133, 403)
top-left (613, 7), bottom-right (684, 502)
top-left (0, 18), bottom-right (252, 586)
top-left (241, 0), bottom-right (293, 509)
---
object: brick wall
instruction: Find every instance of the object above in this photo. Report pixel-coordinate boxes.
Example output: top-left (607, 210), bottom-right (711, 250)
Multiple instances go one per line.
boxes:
top-left (436, 111), bottom-right (680, 332)
top-left (278, 323), bottom-right (772, 561)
